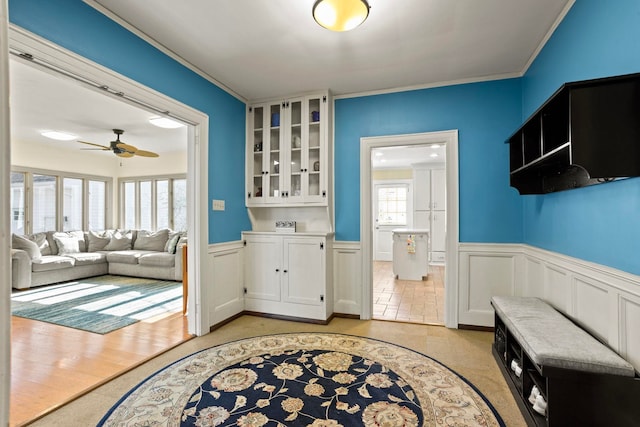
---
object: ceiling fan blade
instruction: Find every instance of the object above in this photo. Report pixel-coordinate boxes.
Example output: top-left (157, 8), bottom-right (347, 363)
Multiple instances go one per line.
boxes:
top-left (134, 150), bottom-right (160, 158)
top-left (116, 151), bottom-right (134, 158)
top-left (78, 140), bottom-right (110, 150)
top-left (115, 142), bottom-right (138, 153)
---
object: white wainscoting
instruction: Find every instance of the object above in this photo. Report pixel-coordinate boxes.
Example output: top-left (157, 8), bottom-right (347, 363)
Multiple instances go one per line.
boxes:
top-left (207, 241), bottom-right (245, 327)
top-left (458, 244), bottom-right (522, 326)
top-left (459, 243), bottom-right (640, 371)
top-left (332, 241), bottom-right (361, 315)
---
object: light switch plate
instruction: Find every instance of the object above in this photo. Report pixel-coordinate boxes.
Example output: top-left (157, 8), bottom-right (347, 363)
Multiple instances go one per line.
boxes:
top-left (212, 199), bottom-right (225, 211)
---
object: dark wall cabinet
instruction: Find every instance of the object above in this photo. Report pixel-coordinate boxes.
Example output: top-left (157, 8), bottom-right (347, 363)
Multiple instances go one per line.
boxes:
top-left (509, 73), bottom-right (640, 194)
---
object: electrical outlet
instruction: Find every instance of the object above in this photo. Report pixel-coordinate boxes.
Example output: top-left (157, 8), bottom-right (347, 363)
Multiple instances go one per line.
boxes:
top-left (212, 199), bottom-right (225, 211)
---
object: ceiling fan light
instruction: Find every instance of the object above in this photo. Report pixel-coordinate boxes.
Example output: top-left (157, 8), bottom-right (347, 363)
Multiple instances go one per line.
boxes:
top-left (41, 130), bottom-right (77, 141)
top-left (313, 0), bottom-right (370, 32)
top-left (149, 117), bottom-right (184, 129)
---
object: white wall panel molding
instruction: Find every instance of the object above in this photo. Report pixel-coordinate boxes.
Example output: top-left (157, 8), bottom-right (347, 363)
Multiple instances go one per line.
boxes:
top-left (333, 241), bottom-right (361, 316)
top-left (459, 243), bottom-right (640, 371)
top-left (208, 241), bottom-right (245, 326)
top-left (458, 243), bottom-right (522, 326)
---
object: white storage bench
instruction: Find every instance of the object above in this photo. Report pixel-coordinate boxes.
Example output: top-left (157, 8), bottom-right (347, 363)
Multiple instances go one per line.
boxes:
top-left (491, 296), bottom-right (639, 427)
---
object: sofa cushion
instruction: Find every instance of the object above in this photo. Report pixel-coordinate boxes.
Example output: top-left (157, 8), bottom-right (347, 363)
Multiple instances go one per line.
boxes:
top-left (51, 231), bottom-right (87, 254)
top-left (104, 235), bottom-right (132, 251)
top-left (29, 232), bottom-right (51, 256)
top-left (87, 230), bottom-right (113, 252)
top-left (53, 235), bottom-right (81, 255)
top-left (31, 255), bottom-right (75, 272)
top-left (138, 252), bottom-right (176, 268)
top-left (165, 230), bottom-right (183, 254)
top-left (12, 234), bottom-right (41, 260)
top-left (64, 252), bottom-right (107, 266)
top-left (106, 250), bottom-right (154, 265)
top-left (134, 229), bottom-right (169, 251)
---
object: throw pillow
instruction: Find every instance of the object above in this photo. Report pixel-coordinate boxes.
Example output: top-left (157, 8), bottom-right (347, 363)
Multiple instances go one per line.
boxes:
top-left (28, 232), bottom-right (50, 256)
top-left (53, 235), bottom-right (80, 255)
top-left (11, 234), bottom-right (42, 260)
top-left (134, 229), bottom-right (169, 251)
top-left (87, 230), bottom-right (112, 252)
top-left (103, 235), bottom-right (132, 251)
top-left (51, 231), bottom-right (87, 253)
top-left (165, 231), bottom-right (183, 254)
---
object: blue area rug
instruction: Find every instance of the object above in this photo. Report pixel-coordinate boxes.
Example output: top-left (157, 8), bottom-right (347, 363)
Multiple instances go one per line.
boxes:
top-left (98, 333), bottom-right (504, 426)
top-left (11, 275), bottom-right (182, 334)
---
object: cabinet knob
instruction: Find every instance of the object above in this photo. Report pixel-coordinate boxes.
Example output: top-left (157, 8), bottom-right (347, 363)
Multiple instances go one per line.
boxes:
top-left (276, 268), bottom-right (279, 272)
top-left (283, 269), bottom-right (288, 273)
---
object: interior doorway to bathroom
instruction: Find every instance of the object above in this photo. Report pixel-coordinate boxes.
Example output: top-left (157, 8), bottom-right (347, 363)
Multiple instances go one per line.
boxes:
top-left (370, 144), bottom-right (446, 325)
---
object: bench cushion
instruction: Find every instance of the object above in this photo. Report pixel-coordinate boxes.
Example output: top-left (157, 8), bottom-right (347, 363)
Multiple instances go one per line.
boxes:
top-left (492, 296), bottom-right (635, 377)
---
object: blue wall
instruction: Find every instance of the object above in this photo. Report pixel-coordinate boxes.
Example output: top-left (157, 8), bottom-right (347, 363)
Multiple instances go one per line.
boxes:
top-left (334, 79), bottom-right (523, 242)
top-left (521, 0), bottom-right (640, 275)
top-left (8, 0), bottom-right (250, 244)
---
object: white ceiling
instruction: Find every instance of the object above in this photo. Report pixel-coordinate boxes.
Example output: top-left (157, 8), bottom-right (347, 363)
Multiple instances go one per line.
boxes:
top-left (9, 58), bottom-right (188, 157)
top-left (89, 0), bottom-right (573, 100)
top-left (372, 145), bottom-right (445, 170)
top-left (10, 0), bottom-right (573, 160)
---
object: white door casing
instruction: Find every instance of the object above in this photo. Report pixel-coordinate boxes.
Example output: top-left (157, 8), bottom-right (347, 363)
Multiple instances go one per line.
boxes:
top-left (360, 130), bottom-right (459, 328)
top-left (7, 26), bottom-right (210, 336)
top-left (1, 1), bottom-right (12, 423)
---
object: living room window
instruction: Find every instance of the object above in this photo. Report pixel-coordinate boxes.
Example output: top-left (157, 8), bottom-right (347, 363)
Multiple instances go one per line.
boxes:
top-left (10, 167), bottom-right (112, 234)
top-left (119, 175), bottom-right (187, 231)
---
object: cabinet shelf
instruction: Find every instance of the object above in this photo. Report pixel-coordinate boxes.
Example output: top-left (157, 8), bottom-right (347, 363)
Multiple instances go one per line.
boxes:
top-left (508, 72), bottom-right (640, 194)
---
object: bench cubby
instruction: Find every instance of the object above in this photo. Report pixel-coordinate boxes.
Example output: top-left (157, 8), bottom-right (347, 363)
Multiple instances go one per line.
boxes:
top-left (491, 296), bottom-right (640, 426)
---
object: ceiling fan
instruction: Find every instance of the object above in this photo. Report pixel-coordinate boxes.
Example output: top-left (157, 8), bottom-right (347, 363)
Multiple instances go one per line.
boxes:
top-left (78, 129), bottom-right (159, 158)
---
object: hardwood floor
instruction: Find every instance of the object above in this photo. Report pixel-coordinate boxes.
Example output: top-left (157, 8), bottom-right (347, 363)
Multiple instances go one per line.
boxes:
top-left (373, 261), bottom-right (445, 324)
top-left (10, 310), bottom-right (191, 426)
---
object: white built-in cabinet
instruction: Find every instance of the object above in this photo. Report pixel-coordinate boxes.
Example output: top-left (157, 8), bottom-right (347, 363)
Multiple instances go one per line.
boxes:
top-left (242, 232), bottom-right (333, 321)
top-left (247, 93), bottom-right (329, 206)
top-left (414, 167), bottom-right (446, 263)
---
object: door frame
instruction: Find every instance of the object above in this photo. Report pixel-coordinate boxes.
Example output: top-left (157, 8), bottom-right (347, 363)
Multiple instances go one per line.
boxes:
top-left (1, 0), bottom-right (12, 423)
top-left (5, 27), bottom-right (210, 334)
top-left (360, 130), bottom-right (459, 328)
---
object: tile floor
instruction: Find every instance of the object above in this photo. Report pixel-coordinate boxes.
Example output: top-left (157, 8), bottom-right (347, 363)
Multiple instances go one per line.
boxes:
top-left (372, 261), bottom-right (445, 324)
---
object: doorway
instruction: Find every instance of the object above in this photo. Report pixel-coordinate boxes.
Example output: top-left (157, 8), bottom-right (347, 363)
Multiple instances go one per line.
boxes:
top-left (5, 27), bottom-right (209, 425)
top-left (360, 131), bottom-right (459, 328)
top-left (370, 146), bottom-right (444, 325)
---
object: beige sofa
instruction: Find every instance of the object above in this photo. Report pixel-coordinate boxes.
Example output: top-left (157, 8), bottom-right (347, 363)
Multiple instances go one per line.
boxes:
top-left (10, 229), bottom-right (186, 290)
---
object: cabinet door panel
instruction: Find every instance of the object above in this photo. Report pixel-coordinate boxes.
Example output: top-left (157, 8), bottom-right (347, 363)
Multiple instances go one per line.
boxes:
top-left (413, 168), bottom-right (431, 211)
top-left (244, 237), bottom-right (281, 301)
top-left (431, 169), bottom-right (446, 210)
top-left (431, 210), bottom-right (446, 253)
top-left (283, 238), bottom-right (324, 305)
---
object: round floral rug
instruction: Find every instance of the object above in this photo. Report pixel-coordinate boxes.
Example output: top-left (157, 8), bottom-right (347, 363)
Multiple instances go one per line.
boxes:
top-left (98, 333), bottom-right (504, 426)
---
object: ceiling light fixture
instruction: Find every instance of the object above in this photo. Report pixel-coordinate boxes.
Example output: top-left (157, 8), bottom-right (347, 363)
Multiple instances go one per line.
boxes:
top-left (430, 153), bottom-right (439, 158)
top-left (149, 117), bottom-right (184, 129)
top-left (431, 144), bottom-right (441, 149)
top-left (41, 130), bottom-right (77, 141)
top-left (313, 0), bottom-right (370, 32)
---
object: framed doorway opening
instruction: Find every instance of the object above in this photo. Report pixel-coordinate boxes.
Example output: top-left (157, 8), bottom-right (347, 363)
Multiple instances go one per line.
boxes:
top-left (360, 130), bottom-right (459, 328)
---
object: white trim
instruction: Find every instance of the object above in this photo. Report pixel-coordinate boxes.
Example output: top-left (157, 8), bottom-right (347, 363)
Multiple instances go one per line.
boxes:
top-left (521, 0), bottom-right (576, 76)
top-left (334, 72), bottom-right (521, 100)
top-left (7, 27), bottom-right (210, 336)
top-left (83, 0), bottom-right (246, 103)
top-left (360, 130), bottom-right (459, 327)
top-left (1, 0), bottom-right (12, 423)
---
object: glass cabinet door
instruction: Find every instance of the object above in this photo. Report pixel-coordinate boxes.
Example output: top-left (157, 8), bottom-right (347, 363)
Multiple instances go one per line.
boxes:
top-left (303, 96), bottom-right (325, 201)
top-left (249, 105), bottom-right (265, 202)
top-left (266, 102), bottom-right (283, 202)
top-left (288, 98), bottom-right (303, 199)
